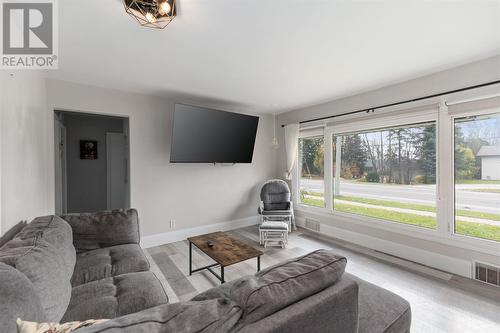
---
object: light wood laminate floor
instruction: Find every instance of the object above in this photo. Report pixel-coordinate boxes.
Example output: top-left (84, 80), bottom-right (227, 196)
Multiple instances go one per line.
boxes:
top-left (146, 226), bottom-right (500, 333)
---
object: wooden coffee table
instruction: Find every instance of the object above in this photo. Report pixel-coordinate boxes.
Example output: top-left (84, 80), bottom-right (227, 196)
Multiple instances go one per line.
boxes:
top-left (187, 231), bottom-right (263, 284)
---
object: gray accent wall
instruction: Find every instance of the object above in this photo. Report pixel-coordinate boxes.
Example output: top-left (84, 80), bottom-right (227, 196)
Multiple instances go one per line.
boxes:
top-left (62, 113), bottom-right (124, 213)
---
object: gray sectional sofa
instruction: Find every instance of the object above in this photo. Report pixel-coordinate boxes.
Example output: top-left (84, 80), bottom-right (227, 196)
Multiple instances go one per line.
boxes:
top-left (0, 210), bottom-right (167, 333)
top-left (0, 209), bottom-right (411, 333)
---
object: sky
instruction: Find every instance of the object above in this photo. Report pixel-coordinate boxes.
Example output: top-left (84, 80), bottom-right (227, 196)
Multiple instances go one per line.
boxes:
top-left (456, 115), bottom-right (500, 146)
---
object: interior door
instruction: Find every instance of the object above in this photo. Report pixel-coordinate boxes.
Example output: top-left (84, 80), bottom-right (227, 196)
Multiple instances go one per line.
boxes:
top-left (106, 132), bottom-right (127, 210)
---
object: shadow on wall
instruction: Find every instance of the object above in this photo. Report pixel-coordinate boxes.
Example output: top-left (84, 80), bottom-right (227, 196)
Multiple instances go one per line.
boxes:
top-left (228, 182), bottom-right (263, 222)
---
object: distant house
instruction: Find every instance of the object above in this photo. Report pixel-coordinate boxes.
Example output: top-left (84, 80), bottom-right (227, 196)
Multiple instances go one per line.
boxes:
top-left (477, 146), bottom-right (500, 180)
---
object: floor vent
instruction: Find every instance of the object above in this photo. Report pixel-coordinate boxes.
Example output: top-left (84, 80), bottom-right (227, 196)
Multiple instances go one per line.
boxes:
top-left (474, 261), bottom-right (500, 287)
top-left (305, 218), bottom-right (321, 232)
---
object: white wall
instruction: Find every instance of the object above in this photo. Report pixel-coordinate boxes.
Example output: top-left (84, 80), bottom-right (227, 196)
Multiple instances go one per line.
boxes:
top-left (0, 72), bottom-right (53, 234)
top-left (47, 80), bottom-right (277, 237)
top-left (0, 78), bottom-right (276, 237)
top-left (276, 56), bottom-right (500, 271)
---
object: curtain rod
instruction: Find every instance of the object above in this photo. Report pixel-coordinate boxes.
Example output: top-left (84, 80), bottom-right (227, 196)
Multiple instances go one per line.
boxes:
top-left (280, 80), bottom-right (500, 127)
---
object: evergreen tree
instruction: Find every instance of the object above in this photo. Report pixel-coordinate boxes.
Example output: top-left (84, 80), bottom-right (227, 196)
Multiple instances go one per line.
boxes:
top-left (341, 134), bottom-right (367, 178)
top-left (300, 137), bottom-right (324, 177)
top-left (419, 124), bottom-right (436, 184)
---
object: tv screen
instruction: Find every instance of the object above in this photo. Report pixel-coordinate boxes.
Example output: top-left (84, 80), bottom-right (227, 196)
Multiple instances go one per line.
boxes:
top-left (170, 104), bottom-right (260, 163)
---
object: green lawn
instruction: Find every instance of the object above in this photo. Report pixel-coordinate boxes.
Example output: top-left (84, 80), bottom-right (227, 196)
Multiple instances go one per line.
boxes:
top-left (336, 195), bottom-right (437, 213)
top-left (455, 179), bottom-right (500, 185)
top-left (469, 189), bottom-right (500, 194)
top-left (299, 198), bottom-right (500, 242)
top-left (334, 202), bottom-right (437, 229)
top-left (301, 190), bottom-right (324, 197)
top-left (335, 195), bottom-right (500, 221)
top-left (456, 221), bottom-right (500, 242)
top-left (302, 189), bottom-right (500, 221)
top-left (300, 196), bottom-right (324, 208)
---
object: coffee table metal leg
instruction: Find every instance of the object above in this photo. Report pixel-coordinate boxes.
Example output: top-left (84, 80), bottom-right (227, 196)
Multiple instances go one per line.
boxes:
top-left (221, 266), bottom-right (225, 284)
top-left (189, 241), bottom-right (192, 275)
top-left (257, 256), bottom-right (261, 272)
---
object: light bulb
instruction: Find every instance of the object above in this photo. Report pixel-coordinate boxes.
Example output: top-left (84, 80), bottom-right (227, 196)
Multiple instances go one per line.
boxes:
top-left (272, 137), bottom-right (279, 149)
top-left (158, 1), bottom-right (171, 15)
top-left (145, 12), bottom-right (156, 23)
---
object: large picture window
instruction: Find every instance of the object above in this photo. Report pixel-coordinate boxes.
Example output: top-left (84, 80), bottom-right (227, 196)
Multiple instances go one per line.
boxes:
top-left (299, 136), bottom-right (325, 207)
top-left (332, 122), bottom-right (437, 229)
top-left (454, 113), bottom-right (500, 242)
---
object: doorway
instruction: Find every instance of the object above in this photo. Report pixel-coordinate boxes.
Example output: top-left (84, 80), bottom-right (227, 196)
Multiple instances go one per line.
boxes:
top-left (54, 111), bottom-right (130, 214)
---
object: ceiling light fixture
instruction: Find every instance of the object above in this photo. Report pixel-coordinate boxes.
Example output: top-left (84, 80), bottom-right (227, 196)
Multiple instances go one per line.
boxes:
top-left (124, 0), bottom-right (177, 29)
top-left (272, 113), bottom-right (279, 149)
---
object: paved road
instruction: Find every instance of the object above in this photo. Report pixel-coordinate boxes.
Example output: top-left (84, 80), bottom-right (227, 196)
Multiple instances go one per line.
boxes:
top-left (300, 179), bottom-right (500, 215)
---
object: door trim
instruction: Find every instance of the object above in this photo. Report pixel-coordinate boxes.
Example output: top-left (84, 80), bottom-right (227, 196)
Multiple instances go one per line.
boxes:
top-left (106, 132), bottom-right (128, 210)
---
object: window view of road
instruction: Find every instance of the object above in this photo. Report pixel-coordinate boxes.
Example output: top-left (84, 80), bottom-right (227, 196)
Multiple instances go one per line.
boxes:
top-left (299, 118), bottom-right (500, 242)
top-left (300, 178), bottom-right (500, 241)
top-left (454, 114), bottom-right (500, 242)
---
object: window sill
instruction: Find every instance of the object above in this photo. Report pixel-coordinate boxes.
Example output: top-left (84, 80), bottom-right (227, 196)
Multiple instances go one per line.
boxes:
top-left (295, 206), bottom-right (500, 257)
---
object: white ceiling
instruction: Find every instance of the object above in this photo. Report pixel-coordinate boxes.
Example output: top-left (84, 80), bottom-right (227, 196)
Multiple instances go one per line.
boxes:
top-left (47, 0), bottom-right (500, 114)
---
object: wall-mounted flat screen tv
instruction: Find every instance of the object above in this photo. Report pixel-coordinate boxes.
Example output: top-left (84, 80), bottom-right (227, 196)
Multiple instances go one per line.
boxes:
top-left (170, 104), bottom-right (260, 163)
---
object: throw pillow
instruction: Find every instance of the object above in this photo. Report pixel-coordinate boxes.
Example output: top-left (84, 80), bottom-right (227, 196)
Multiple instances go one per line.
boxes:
top-left (230, 249), bottom-right (347, 328)
top-left (17, 318), bottom-right (108, 333)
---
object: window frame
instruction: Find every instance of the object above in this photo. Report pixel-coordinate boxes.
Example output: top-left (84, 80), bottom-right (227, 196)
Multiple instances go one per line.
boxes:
top-left (293, 101), bottom-right (500, 256)
top-left (297, 129), bottom-right (327, 209)
top-left (450, 108), bottom-right (500, 245)
top-left (325, 106), bottom-right (440, 234)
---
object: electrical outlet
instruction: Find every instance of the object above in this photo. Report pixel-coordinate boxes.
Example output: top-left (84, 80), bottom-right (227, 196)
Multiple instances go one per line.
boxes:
top-left (170, 219), bottom-right (175, 229)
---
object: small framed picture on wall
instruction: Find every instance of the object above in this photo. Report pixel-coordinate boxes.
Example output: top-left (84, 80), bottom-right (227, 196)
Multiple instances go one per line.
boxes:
top-left (80, 140), bottom-right (98, 160)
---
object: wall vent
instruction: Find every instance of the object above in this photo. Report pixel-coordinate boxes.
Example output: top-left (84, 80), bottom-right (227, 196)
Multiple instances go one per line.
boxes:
top-left (305, 218), bottom-right (321, 232)
top-left (474, 261), bottom-right (500, 287)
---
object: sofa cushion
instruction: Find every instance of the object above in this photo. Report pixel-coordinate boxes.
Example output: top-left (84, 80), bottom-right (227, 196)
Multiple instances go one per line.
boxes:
top-left (259, 222), bottom-right (289, 230)
top-left (0, 263), bottom-right (48, 333)
top-left (348, 273), bottom-right (412, 333)
top-left (71, 244), bottom-right (150, 286)
top-left (261, 210), bottom-right (293, 216)
top-left (263, 202), bottom-right (290, 211)
top-left (62, 271), bottom-right (168, 322)
top-left (260, 180), bottom-right (291, 207)
top-left (73, 300), bottom-right (242, 333)
top-left (230, 249), bottom-right (346, 327)
top-left (0, 221), bottom-right (27, 249)
top-left (61, 209), bottom-right (140, 252)
top-left (17, 215), bottom-right (76, 279)
top-left (0, 235), bottom-right (73, 322)
top-left (236, 276), bottom-right (359, 333)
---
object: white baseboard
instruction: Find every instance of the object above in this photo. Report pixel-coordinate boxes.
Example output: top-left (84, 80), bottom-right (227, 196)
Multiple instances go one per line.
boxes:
top-left (140, 215), bottom-right (260, 249)
top-left (296, 217), bottom-right (472, 278)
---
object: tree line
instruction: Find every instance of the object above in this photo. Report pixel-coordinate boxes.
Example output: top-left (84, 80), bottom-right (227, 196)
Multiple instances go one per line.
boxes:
top-left (300, 124), bottom-right (481, 184)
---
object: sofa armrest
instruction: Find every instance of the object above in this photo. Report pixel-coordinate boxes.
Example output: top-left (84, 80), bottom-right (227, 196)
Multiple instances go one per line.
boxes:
top-left (61, 209), bottom-right (140, 252)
